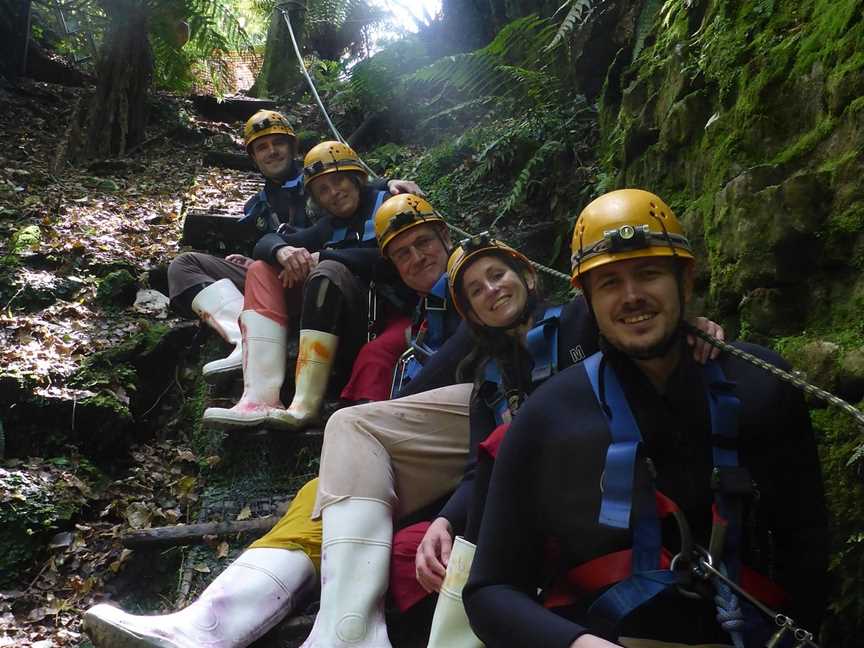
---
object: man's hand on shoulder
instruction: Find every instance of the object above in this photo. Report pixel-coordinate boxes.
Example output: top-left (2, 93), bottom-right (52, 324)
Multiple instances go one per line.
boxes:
top-left (415, 516), bottom-right (453, 593)
top-left (687, 316), bottom-right (725, 364)
top-left (387, 179), bottom-right (426, 197)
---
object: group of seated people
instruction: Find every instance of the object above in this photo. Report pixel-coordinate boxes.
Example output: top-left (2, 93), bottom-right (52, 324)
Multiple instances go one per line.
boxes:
top-left (81, 109), bottom-right (829, 648)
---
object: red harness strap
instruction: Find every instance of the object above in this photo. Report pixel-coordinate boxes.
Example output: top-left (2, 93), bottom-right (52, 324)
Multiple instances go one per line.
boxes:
top-left (478, 422), bottom-right (510, 459)
top-left (543, 491), bottom-right (788, 611)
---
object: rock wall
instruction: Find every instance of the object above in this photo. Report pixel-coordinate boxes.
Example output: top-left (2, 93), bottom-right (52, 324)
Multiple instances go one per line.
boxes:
top-left (599, 0), bottom-right (864, 642)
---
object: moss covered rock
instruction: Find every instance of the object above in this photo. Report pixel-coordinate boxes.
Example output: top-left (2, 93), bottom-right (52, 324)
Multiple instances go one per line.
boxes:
top-left (96, 269), bottom-right (138, 308)
top-left (0, 461), bottom-right (91, 587)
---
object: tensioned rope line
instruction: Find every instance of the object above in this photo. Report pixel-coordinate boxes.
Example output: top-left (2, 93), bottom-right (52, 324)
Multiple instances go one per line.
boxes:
top-left (277, 5), bottom-right (864, 433)
top-left (686, 323), bottom-right (864, 430)
top-left (276, 3), bottom-right (571, 285)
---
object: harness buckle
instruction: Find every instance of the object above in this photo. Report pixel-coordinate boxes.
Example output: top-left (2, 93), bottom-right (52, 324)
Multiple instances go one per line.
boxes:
top-left (424, 296), bottom-right (447, 312)
top-left (711, 466), bottom-right (754, 495)
top-left (367, 281), bottom-right (378, 342)
top-left (669, 545), bottom-right (712, 600)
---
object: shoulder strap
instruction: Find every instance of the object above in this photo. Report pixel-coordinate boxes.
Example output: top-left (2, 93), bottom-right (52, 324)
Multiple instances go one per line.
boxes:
top-left (324, 190), bottom-right (387, 247)
top-left (583, 352), bottom-right (643, 530)
top-left (281, 170), bottom-right (304, 192)
top-left (420, 273), bottom-right (450, 351)
top-left (483, 361), bottom-right (511, 425)
top-left (525, 305), bottom-right (562, 383)
top-left (582, 353), bottom-right (676, 633)
top-left (363, 190), bottom-right (388, 242)
top-left (239, 190), bottom-right (269, 224)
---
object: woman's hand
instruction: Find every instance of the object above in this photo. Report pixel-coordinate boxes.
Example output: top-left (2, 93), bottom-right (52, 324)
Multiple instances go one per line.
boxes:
top-left (569, 635), bottom-right (621, 648)
top-left (687, 316), bottom-right (725, 364)
top-left (415, 517), bottom-right (453, 593)
top-left (225, 254), bottom-right (253, 268)
top-left (275, 246), bottom-right (316, 288)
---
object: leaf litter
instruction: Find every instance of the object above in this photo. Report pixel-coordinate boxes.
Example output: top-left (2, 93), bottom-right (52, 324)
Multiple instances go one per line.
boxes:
top-left (0, 80), bottom-right (250, 645)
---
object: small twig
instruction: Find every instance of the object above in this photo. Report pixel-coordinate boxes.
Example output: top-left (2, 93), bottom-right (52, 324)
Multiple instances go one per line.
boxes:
top-left (4, 286), bottom-right (25, 312)
top-left (140, 371), bottom-right (177, 418)
top-left (26, 558), bottom-right (52, 591)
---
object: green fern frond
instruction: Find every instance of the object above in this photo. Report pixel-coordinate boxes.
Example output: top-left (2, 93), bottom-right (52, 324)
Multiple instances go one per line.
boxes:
top-left (405, 15), bottom-right (559, 109)
top-left (495, 140), bottom-right (568, 222)
top-left (546, 0), bottom-right (593, 51)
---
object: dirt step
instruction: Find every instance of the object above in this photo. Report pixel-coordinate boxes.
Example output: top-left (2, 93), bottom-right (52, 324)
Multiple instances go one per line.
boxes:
top-left (191, 95), bottom-right (277, 123)
top-left (203, 150), bottom-right (257, 171)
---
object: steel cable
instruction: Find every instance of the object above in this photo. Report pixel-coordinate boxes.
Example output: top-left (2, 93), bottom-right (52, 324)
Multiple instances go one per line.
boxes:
top-left (276, 6), bottom-right (864, 435)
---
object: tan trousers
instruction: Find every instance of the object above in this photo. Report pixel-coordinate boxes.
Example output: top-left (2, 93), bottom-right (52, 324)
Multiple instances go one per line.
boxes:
top-left (314, 383), bottom-right (473, 519)
top-left (620, 639), bottom-right (732, 648)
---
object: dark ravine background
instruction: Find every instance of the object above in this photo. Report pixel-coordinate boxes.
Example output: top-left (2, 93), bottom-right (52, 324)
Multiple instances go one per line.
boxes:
top-left (0, 0), bottom-right (862, 644)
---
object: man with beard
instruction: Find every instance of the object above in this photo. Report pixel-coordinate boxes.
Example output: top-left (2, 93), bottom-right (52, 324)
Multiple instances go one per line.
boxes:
top-left (464, 189), bottom-right (828, 648)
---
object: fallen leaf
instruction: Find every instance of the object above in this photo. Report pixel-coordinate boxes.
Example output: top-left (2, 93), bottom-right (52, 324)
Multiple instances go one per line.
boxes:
top-left (236, 505), bottom-right (252, 521)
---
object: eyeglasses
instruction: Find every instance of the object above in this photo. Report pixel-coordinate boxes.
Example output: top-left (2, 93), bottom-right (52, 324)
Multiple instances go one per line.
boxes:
top-left (390, 233), bottom-right (441, 266)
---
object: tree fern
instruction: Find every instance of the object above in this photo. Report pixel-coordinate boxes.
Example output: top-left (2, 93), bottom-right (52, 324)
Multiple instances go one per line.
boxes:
top-left (148, 0), bottom-right (253, 94)
top-left (545, 0), bottom-right (617, 53)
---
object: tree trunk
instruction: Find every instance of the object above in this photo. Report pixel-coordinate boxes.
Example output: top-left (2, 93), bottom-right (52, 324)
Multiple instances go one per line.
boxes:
top-left (250, 0), bottom-right (307, 99)
top-left (81, 0), bottom-right (153, 160)
top-left (0, 0), bottom-right (32, 82)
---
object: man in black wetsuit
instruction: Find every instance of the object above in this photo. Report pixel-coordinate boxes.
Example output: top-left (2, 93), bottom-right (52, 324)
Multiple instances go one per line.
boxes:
top-left (464, 189), bottom-right (829, 648)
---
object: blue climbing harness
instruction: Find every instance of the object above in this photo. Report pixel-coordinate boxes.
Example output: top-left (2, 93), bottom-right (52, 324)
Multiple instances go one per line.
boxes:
top-left (482, 305), bottom-right (563, 424)
top-left (389, 273), bottom-right (458, 398)
top-left (581, 352), bottom-right (748, 644)
top-left (324, 190), bottom-right (386, 248)
top-left (239, 169), bottom-right (308, 233)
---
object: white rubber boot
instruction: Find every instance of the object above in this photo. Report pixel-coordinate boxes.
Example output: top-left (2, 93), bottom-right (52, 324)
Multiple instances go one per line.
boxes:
top-left (283, 329), bottom-right (339, 430)
top-left (83, 548), bottom-right (316, 648)
top-left (202, 311), bottom-right (293, 429)
top-left (191, 279), bottom-right (244, 381)
top-left (300, 498), bottom-right (393, 648)
top-left (427, 536), bottom-right (484, 647)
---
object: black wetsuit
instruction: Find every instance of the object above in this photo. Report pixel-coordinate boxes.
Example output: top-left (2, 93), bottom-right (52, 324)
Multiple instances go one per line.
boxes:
top-left (253, 184), bottom-right (390, 283)
top-left (437, 298), bottom-right (598, 537)
top-left (464, 342), bottom-right (829, 647)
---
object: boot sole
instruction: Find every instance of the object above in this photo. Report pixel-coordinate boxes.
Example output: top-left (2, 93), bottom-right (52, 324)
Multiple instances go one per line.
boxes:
top-left (83, 611), bottom-right (180, 648)
top-left (202, 413), bottom-right (297, 431)
top-left (202, 364), bottom-right (241, 384)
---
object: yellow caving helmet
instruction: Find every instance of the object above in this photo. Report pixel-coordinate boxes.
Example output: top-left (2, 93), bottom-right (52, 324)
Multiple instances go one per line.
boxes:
top-left (374, 194), bottom-right (445, 256)
top-left (570, 189), bottom-right (694, 288)
top-left (447, 234), bottom-right (535, 321)
top-left (303, 141), bottom-right (367, 188)
top-left (243, 110), bottom-right (296, 152)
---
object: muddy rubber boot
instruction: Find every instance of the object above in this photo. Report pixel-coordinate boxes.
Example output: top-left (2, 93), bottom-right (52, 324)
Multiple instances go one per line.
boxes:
top-left (191, 279), bottom-right (244, 382)
top-left (300, 498), bottom-right (393, 648)
top-left (83, 548), bottom-right (316, 648)
top-left (283, 329), bottom-right (339, 431)
top-left (426, 536), bottom-right (483, 647)
top-left (202, 311), bottom-right (294, 429)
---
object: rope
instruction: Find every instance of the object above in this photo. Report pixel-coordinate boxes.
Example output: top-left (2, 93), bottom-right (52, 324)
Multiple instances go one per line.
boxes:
top-left (712, 563), bottom-right (746, 648)
top-left (443, 216), bottom-right (575, 284)
top-left (278, 4), bottom-right (378, 178)
top-left (276, 4), bottom-right (864, 435)
top-left (275, 4), bottom-right (571, 285)
top-left (685, 323), bottom-right (864, 431)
